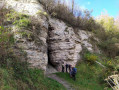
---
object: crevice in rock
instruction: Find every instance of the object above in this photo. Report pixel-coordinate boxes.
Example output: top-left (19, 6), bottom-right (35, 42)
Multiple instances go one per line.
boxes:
top-left (47, 24), bottom-right (55, 66)
top-left (47, 49), bottom-right (55, 67)
top-left (46, 23), bottom-right (58, 74)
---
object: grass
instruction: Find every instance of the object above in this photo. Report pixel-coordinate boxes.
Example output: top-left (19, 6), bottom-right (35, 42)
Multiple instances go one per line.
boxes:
top-left (0, 8), bottom-right (66, 90)
top-left (56, 62), bottom-right (112, 90)
top-left (0, 68), bottom-right (66, 90)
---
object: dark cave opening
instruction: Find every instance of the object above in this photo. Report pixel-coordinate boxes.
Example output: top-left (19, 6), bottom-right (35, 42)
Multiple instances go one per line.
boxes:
top-left (47, 49), bottom-right (55, 67)
top-left (47, 24), bottom-right (56, 68)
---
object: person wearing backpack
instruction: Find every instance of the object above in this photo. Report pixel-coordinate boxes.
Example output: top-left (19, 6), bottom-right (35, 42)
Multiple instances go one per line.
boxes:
top-left (70, 67), bottom-right (77, 81)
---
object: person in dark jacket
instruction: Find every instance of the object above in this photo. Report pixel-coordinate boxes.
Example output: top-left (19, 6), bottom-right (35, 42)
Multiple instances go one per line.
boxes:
top-left (69, 64), bottom-right (72, 73)
top-left (70, 67), bottom-right (77, 81)
top-left (62, 62), bottom-right (65, 72)
top-left (65, 64), bottom-right (69, 73)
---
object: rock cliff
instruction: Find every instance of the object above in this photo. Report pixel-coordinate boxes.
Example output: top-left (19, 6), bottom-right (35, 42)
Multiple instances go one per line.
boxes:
top-left (3, 0), bottom-right (100, 71)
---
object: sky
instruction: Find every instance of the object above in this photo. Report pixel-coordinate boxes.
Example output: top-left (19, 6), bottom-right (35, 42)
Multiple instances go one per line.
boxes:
top-left (64, 0), bottom-right (119, 18)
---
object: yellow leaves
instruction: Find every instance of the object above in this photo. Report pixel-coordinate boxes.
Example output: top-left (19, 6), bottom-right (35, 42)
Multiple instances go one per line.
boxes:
top-left (0, 26), bottom-right (3, 30)
top-left (84, 53), bottom-right (98, 63)
top-left (37, 10), bottom-right (48, 16)
top-left (88, 55), bottom-right (97, 62)
top-left (96, 14), bottom-right (116, 32)
top-left (107, 60), bottom-right (112, 65)
top-left (43, 12), bottom-right (47, 16)
top-left (36, 10), bottom-right (42, 14)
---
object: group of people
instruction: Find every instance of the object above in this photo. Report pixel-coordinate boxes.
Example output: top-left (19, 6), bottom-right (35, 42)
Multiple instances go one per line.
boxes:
top-left (61, 63), bottom-right (77, 81)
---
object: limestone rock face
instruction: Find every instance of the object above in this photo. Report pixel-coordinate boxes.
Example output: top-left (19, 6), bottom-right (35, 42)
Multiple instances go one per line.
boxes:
top-left (4, 0), bottom-right (100, 71)
top-left (78, 30), bottom-right (93, 52)
top-left (6, 0), bottom-right (44, 16)
top-left (12, 24), bottom-right (48, 70)
top-left (48, 18), bottom-right (96, 69)
top-left (5, 0), bottom-right (48, 70)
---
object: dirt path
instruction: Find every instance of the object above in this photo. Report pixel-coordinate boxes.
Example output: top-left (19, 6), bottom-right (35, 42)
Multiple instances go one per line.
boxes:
top-left (47, 74), bottom-right (75, 90)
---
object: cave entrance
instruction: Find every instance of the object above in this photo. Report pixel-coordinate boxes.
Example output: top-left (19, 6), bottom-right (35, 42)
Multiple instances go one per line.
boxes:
top-left (46, 24), bottom-right (58, 74)
top-left (46, 44), bottom-right (58, 74)
top-left (47, 49), bottom-right (55, 67)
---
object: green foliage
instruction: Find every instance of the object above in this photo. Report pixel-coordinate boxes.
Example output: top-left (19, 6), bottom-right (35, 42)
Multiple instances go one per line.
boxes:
top-left (0, 68), bottom-right (66, 90)
top-left (0, 45), bottom-right (66, 90)
top-left (0, 8), bottom-right (65, 90)
top-left (98, 38), bottom-right (119, 57)
top-left (96, 14), bottom-right (119, 57)
top-left (0, 26), bottom-right (15, 67)
top-left (6, 10), bottom-right (30, 29)
top-left (0, 37), bottom-right (65, 90)
top-left (18, 31), bottom-right (34, 40)
top-left (84, 52), bottom-right (98, 64)
top-left (56, 53), bottom-right (118, 90)
top-left (0, 7), bottom-right (9, 25)
top-left (6, 10), bottom-right (35, 40)
top-left (97, 14), bottom-right (116, 32)
top-left (56, 62), bottom-right (112, 90)
top-left (92, 54), bottom-right (119, 82)
top-left (0, 26), bottom-right (14, 43)
top-left (0, 29), bottom-right (65, 90)
top-left (104, 58), bottom-right (119, 72)
top-left (13, 17), bottom-right (30, 28)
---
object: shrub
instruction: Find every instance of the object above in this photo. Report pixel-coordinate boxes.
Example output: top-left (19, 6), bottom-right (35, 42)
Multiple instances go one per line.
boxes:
top-left (84, 52), bottom-right (98, 64)
top-left (0, 27), bottom-right (14, 67)
top-left (6, 10), bottom-right (31, 29)
top-left (0, 5), bottom-right (9, 25)
top-left (95, 14), bottom-right (119, 58)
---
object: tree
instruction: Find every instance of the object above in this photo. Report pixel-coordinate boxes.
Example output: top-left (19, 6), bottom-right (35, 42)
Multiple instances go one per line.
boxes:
top-left (96, 13), bottom-right (119, 57)
top-left (96, 14), bottom-right (116, 32)
top-left (72, 0), bottom-right (74, 13)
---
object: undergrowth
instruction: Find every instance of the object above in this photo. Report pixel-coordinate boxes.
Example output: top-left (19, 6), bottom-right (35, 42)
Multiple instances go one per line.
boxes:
top-left (0, 25), bottom-right (65, 90)
top-left (56, 51), bottom-right (119, 90)
top-left (0, 26), bottom-right (66, 90)
top-left (0, 67), bottom-right (66, 90)
top-left (0, 7), bottom-right (66, 90)
top-left (56, 61), bottom-right (112, 90)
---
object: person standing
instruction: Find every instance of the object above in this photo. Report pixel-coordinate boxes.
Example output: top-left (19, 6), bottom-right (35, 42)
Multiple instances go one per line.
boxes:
top-left (62, 62), bottom-right (65, 72)
top-left (65, 64), bottom-right (69, 73)
top-left (69, 64), bottom-right (72, 73)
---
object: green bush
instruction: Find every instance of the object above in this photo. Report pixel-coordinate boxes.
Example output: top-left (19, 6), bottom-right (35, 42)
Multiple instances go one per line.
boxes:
top-left (95, 14), bottom-right (119, 58)
top-left (6, 10), bottom-right (30, 29)
top-left (0, 26), bottom-right (15, 67)
top-left (84, 53), bottom-right (98, 64)
top-left (13, 17), bottom-right (30, 28)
